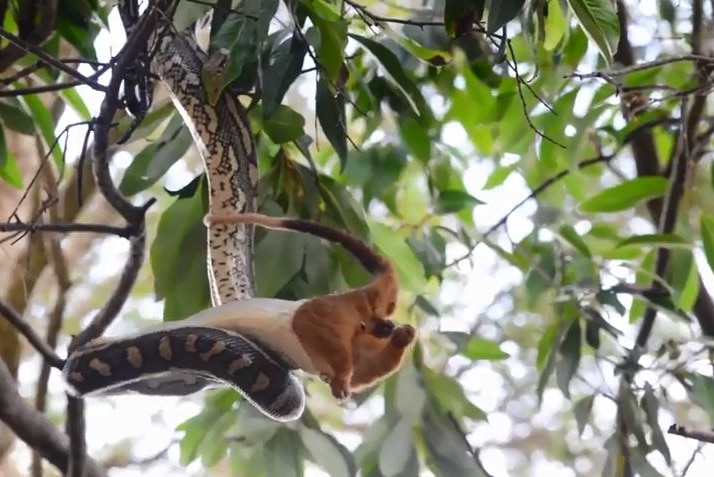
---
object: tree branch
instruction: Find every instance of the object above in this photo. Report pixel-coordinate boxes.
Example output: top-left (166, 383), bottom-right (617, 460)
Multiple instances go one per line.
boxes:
top-left (62, 2), bottom-right (168, 474)
top-left (0, 358), bottom-right (106, 477)
top-left (0, 299), bottom-right (64, 369)
top-left (0, 220), bottom-right (134, 238)
top-left (668, 424), bottom-right (714, 444)
top-left (635, 100), bottom-right (691, 347)
top-left (0, 28), bottom-right (107, 92)
top-left (69, 230), bottom-right (147, 349)
top-left (446, 117), bottom-right (677, 268)
top-left (614, 0), bottom-right (714, 338)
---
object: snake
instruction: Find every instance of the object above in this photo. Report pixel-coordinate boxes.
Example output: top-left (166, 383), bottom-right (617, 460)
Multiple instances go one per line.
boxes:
top-left (61, 0), bottom-right (306, 422)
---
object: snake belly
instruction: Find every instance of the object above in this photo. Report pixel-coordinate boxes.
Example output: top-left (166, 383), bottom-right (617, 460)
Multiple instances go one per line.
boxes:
top-left (62, 326), bottom-right (304, 422)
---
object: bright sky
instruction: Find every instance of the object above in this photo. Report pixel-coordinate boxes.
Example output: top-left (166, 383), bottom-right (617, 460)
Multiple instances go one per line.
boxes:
top-left (11, 2), bottom-right (714, 476)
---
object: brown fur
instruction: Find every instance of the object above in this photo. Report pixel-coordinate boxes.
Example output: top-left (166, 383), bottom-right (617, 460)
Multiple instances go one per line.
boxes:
top-left (204, 212), bottom-right (416, 399)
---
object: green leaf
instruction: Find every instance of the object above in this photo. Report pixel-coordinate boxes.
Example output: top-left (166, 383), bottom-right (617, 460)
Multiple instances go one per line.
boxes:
top-left (444, 0), bottom-right (485, 38)
top-left (0, 129), bottom-right (22, 188)
top-left (566, 0), bottom-right (620, 65)
top-left (573, 395), bottom-right (594, 436)
top-left (629, 249), bottom-right (656, 322)
top-left (395, 362), bottom-right (426, 421)
top-left (0, 100), bottom-right (34, 134)
top-left (701, 215), bottom-right (714, 275)
top-left (483, 163), bottom-right (517, 190)
top-left (263, 105), bottom-right (306, 144)
top-left (305, 0), bottom-right (341, 20)
top-left (422, 368), bottom-right (487, 420)
top-left (316, 78), bottom-right (348, 168)
top-left (177, 389), bottom-right (237, 464)
top-left (537, 321), bottom-right (565, 403)
top-left (60, 87), bottom-right (92, 121)
top-left (120, 114), bottom-right (194, 196)
top-left (422, 407), bottom-right (487, 476)
top-left (318, 176), bottom-right (371, 240)
top-left (56, 13), bottom-right (100, 60)
top-left (557, 224), bottom-right (592, 257)
top-left (620, 384), bottom-right (648, 449)
top-left (667, 248), bottom-right (699, 312)
top-left (350, 34), bottom-right (432, 123)
top-left (354, 419), bottom-right (391, 467)
top-left (262, 35), bottom-right (309, 117)
top-left (211, 0), bottom-right (279, 96)
top-left (579, 177), bottom-right (669, 213)
top-left (630, 447), bottom-right (665, 477)
top-left (398, 115), bottom-right (430, 163)
top-left (307, 15), bottom-right (347, 81)
top-left (641, 384), bottom-right (671, 464)
top-left (21, 94), bottom-right (62, 167)
top-left (299, 427), bottom-right (355, 477)
top-left (461, 338), bottom-right (509, 360)
top-left (200, 412), bottom-right (232, 467)
top-left (585, 319), bottom-right (600, 349)
top-left (435, 189), bottom-right (484, 214)
top-left (379, 420), bottom-right (413, 476)
top-left (380, 23), bottom-right (451, 66)
top-left (368, 221), bottom-right (427, 293)
top-left (544, 0), bottom-right (567, 50)
top-left (228, 404), bottom-right (282, 444)
top-left (264, 431), bottom-right (301, 477)
top-left (487, 0), bottom-right (526, 33)
top-left (254, 228), bottom-right (307, 297)
top-left (689, 373), bottom-right (714, 423)
top-left (414, 295), bottom-right (440, 316)
top-left (555, 318), bottom-right (581, 398)
top-left (150, 178), bottom-right (212, 320)
top-left (616, 233), bottom-right (688, 249)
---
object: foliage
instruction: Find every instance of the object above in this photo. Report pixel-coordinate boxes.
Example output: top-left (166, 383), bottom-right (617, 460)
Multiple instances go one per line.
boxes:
top-left (3, 0), bottom-right (714, 476)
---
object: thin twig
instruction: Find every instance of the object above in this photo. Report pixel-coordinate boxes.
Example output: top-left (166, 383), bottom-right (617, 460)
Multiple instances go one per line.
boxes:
top-left (32, 165), bottom-right (74, 477)
top-left (0, 58), bottom-right (108, 87)
top-left (569, 54), bottom-right (714, 80)
top-left (343, 0), bottom-right (448, 29)
top-left (507, 40), bottom-right (565, 148)
top-left (0, 300), bottom-right (64, 369)
top-left (446, 116), bottom-right (677, 268)
top-left (0, 221), bottom-right (135, 237)
top-left (69, 230), bottom-right (147, 350)
top-left (0, 28), bottom-right (108, 92)
top-left (0, 80), bottom-right (84, 97)
top-left (4, 120), bottom-right (94, 223)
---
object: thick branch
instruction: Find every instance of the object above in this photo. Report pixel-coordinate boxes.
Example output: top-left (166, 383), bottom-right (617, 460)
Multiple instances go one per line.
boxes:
top-left (615, 0), bottom-right (714, 338)
top-left (63, 3), bottom-right (166, 475)
top-left (635, 102), bottom-right (690, 347)
top-left (0, 359), bottom-right (106, 477)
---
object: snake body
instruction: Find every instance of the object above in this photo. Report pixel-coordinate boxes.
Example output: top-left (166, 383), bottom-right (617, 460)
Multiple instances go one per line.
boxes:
top-left (62, 2), bottom-right (306, 421)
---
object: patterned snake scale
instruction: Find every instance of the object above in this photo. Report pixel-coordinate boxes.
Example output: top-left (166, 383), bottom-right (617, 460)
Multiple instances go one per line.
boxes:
top-left (62, 2), bottom-right (306, 422)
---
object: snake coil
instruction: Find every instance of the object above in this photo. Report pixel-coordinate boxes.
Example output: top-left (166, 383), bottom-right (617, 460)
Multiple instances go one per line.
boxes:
top-left (62, 1), bottom-right (306, 422)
